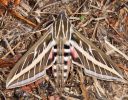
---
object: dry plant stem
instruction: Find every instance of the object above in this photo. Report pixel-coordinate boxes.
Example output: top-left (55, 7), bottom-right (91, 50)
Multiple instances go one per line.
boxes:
top-left (28, 92), bottom-right (42, 100)
top-left (77, 69), bottom-right (89, 100)
top-left (0, 10), bottom-right (8, 27)
top-left (65, 5), bottom-right (73, 14)
top-left (0, 90), bottom-right (6, 100)
top-left (0, 74), bottom-right (6, 81)
top-left (104, 38), bottom-right (128, 60)
top-left (93, 78), bottom-right (105, 97)
top-left (90, 5), bottom-right (101, 10)
top-left (105, 19), bottom-right (128, 47)
top-left (34, 11), bottom-right (56, 15)
top-left (19, 1), bottom-right (31, 13)
top-left (39, 87), bottom-right (47, 100)
top-left (105, 19), bottom-right (125, 38)
top-left (79, 17), bottom-right (106, 30)
top-left (0, 0), bottom-right (8, 6)
top-left (64, 0), bottom-right (86, 16)
top-left (62, 94), bottom-right (80, 100)
top-left (117, 64), bottom-right (128, 72)
top-left (3, 37), bottom-right (15, 56)
top-left (11, 10), bottom-right (37, 27)
top-left (124, 7), bottom-right (128, 12)
top-left (14, 0), bottom-right (21, 6)
top-left (41, 1), bottom-right (61, 10)
top-left (79, 18), bottom-right (94, 29)
top-left (44, 75), bottom-right (56, 92)
top-left (29, 0), bottom-right (41, 14)
top-left (2, 42), bottom-right (21, 59)
top-left (71, 1), bottom-right (86, 16)
top-left (91, 20), bottom-right (99, 40)
top-left (0, 0), bottom-right (36, 27)
top-left (106, 33), bottom-right (128, 48)
top-left (2, 28), bottom-right (47, 58)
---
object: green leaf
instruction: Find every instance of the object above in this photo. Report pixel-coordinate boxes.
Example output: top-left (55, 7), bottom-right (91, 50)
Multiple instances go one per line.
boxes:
top-left (80, 16), bottom-right (85, 21)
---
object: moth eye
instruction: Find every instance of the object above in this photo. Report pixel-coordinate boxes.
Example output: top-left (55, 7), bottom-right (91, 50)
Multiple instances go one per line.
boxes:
top-left (64, 44), bottom-right (70, 49)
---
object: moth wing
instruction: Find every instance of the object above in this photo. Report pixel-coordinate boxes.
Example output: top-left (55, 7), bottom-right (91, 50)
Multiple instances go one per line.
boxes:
top-left (70, 28), bottom-right (126, 82)
top-left (6, 31), bottom-right (56, 89)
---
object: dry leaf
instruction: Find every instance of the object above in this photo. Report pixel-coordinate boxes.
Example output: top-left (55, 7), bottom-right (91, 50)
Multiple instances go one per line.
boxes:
top-left (0, 54), bottom-right (21, 68)
top-left (0, 59), bottom-right (14, 68)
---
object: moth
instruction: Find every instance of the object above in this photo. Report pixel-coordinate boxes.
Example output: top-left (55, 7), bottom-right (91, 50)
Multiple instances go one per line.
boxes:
top-left (6, 11), bottom-right (126, 92)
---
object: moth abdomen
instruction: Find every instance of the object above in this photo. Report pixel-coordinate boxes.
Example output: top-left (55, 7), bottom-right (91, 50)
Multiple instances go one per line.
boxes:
top-left (52, 42), bottom-right (71, 86)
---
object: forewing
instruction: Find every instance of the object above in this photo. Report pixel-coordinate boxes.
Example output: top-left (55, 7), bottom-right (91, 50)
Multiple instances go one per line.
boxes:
top-left (6, 30), bottom-right (56, 89)
top-left (70, 28), bottom-right (126, 82)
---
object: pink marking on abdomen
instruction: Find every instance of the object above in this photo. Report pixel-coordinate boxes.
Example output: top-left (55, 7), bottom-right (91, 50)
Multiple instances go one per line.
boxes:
top-left (70, 47), bottom-right (79, 59)
top-left (49, 50), bottom-right (53, 59)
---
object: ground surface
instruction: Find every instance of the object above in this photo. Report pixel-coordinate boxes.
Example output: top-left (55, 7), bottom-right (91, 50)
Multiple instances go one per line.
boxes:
top-left (0, 0), bottom-right (128, 100)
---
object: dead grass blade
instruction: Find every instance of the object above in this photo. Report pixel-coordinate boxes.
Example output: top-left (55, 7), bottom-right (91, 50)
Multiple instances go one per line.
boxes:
top-left (77, 69), bottom-right (89, 100)
top-left (117, 64), bottom-right (128, 72)
top-left (93, 78), bottom-right (106, 98)
top-left (3, 37), bottom-right (15, 56)
top-left (11, 10), bottom-right (37, 27)
top-left (104, 37), bottom-right (128, 60)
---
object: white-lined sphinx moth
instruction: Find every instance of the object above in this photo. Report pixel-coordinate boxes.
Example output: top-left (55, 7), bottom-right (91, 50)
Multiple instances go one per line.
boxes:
top-left (6, 11), bottom-right (126, 91)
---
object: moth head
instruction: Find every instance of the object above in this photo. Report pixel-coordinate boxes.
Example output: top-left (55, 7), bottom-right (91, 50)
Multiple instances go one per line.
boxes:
top-left (52, 11), bottom-right (72, 40)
